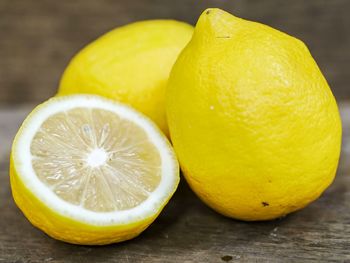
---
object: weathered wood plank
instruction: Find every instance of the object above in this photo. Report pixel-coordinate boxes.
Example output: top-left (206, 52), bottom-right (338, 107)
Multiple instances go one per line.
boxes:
top-left (0, 0), bottom-right (349, 104)
top-left (0, 103), bottom-right (349, 262)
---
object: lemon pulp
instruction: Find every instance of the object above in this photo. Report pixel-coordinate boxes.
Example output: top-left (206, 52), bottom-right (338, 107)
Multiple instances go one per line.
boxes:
top-left (31, 108), bottom-right (161, 212)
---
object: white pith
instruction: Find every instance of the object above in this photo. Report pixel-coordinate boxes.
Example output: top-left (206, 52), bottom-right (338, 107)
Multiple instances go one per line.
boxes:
top-left (13, 95), bottom-right (179, 226)
top-left (87, 148), bottom-right (108, 168)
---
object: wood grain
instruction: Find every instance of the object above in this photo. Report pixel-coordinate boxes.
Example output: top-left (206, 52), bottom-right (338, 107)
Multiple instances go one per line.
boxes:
top-left (0, 103), bottom-right (349, 262)
top-left (0, 0), bottom-right (349, 104)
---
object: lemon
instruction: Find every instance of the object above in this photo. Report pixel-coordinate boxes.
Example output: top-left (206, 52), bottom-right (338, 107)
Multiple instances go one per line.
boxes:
top-left (58, 20), bottom-right (193, 136)
top-left (166, 8), bottom-right (342, 221)
top-left (10, 95), bottom-right (179, 245)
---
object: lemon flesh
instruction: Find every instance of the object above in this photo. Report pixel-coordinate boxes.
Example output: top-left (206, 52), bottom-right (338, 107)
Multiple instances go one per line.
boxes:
top-left (166, 8), bottom-right (342, 221)
top-left (31, 108), bottom-right (161, 212)
top-left (11, 95), bottom-right (179, 244)
top-left (58, 20), bottom-right (194, 136)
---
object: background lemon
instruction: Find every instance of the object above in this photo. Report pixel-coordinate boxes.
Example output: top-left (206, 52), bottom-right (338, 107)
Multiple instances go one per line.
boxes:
top-left (166, 8), bottom-right (342, 221)
top-left (58, 20), bottom-right (193, 136)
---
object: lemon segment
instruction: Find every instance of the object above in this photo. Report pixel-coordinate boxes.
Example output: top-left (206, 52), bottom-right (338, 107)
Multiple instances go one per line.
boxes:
top-left (11, 95), bottom-right (179, 244)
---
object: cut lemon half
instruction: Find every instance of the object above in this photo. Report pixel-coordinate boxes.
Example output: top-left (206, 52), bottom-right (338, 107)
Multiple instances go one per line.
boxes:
top-left (10, 95), bottom-right (179, 245)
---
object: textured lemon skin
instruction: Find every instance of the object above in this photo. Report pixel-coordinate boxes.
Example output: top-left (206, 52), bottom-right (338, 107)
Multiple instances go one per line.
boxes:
top-left (58, 20), bottom-right (193, 136)
top-left (166, 9), bottom-right (342, 221)
top-left (10, 154), bottom-right (177, 245)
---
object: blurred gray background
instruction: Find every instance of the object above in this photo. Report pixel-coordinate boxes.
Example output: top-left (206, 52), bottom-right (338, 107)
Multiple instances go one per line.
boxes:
top-left (0, 0), bottom-right (349, 104)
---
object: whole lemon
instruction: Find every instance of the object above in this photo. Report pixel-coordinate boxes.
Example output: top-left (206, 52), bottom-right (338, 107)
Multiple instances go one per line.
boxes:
top-left (58, 20), bottom-right (193, 135)
top-left (166, 8), bottom-right (342, 221)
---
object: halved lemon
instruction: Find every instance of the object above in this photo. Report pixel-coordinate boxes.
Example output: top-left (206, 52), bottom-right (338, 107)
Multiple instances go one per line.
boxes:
top-left (10, 95), bottom-right (179, 245)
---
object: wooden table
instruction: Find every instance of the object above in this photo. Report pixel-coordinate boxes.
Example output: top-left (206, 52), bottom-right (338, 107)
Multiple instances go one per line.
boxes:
top-left (0, 103), bottom-right (349, 262)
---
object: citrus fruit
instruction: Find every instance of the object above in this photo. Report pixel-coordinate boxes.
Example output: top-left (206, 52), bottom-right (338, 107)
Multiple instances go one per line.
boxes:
top-left (58, 20), bottom-right (193, 136)
top-left (166, 8), bottom-right (342, 221)
top-left (10, 95), bottom-right (179, 244)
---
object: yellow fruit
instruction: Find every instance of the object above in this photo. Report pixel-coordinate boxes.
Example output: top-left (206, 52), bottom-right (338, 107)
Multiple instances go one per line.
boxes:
top-left (58, 20), bottom-right (193, 136)
top-left (10, 95), bottom-right (179, 245)
top-left (166, 8), bottom-right (342, 221)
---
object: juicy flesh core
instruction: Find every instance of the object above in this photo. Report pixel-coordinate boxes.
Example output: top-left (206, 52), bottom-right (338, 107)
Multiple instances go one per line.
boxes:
top-left (30, 108), bottom-right (162, 212)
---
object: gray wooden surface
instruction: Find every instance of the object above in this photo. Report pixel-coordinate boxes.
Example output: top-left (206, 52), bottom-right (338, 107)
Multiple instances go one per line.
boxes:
top-left (0, 103), bottom-right (349, 262)
top-left (0, 0), bottom-right (349, 104)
